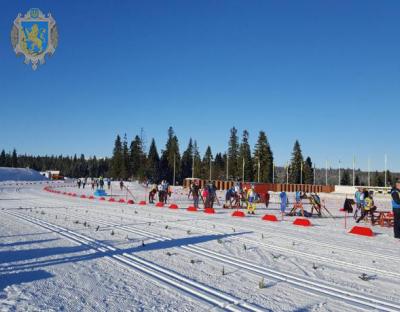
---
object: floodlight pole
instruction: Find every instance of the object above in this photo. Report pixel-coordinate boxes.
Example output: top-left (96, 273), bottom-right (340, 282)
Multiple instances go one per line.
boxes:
top-left (173, 154), bottom-right (176, 186)
top-left (368, 157), bottom-right (371, 187)
top-left (384, 154), bottom-right (387, 187)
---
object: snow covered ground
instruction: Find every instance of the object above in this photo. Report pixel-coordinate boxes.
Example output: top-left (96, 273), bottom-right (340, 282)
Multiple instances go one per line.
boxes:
top-left (1, 181), bottom-right (399, 312)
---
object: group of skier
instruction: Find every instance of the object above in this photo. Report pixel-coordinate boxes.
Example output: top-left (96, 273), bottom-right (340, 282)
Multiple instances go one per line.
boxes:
top-left (353, 188), bottom-right (377, 224)
top-left (148, 180), bottom-right (172, 204)
top-left (76, 177), bottom-right (110, 190)
top-left (187, 180), bottom-right (219, 209)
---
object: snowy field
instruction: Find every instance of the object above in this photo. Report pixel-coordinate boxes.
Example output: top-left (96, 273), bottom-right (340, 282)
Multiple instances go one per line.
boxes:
top-left (1, 181), bottom-right (400, 312)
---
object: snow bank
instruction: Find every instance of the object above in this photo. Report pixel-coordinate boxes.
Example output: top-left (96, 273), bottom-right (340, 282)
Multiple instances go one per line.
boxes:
top-left (0, 167), bottom-right (48, 182)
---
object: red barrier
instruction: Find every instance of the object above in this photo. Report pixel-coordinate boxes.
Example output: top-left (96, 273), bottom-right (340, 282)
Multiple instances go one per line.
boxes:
top-left (156, 202), bottom-right (164, 208)
top-left (187, 206), bottom-right (197, 212)
top-left (118, 199), bottom-right (125, 203)
top-left (139, 201), bottom-right (146, 205)
top-left (349, 226), bottom-right (374, 237)
top-left (262, 214), bottom-right (278, 222)
top-left (99, 197), bottom-right (105, 201)
top-left (293, 218), bottom-right (312, 227)
top-left (169, 204), bottom-right (179, 209)
top-left (89, 196), bottom-right (95, 199)
top-left (127, 199), bottom-right (134, 204)
top-left (80, 195), bottom-right (86, 198)
top-left (72, 193), bottom-right (77, 197)
top-left (109, 198), bottom-right (115, 202)
top-left (204, 208), bottom-right (215, 214)
top-left (232, 211), bottom-right (245, 217)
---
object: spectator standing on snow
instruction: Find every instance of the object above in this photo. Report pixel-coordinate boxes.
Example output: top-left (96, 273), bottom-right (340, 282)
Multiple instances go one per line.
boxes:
top-left (91, 179), bottom-right (95, 190)
top-left (390, 180), bottom-right (400, 239)
top-left (354, 188), bottom-right (362, 219)
top-left (120, 180), bottom-right (124, 191)
top-left (83, 178), bottom-right (87, 189)
top-left (265, 191), bottom-right (270, 209)
top-left (77, 179), bottom-right (81, 188)
top-left (106, 178), bottom-right (111, 190)
top-left (99, 177), bottom-right (104, 190)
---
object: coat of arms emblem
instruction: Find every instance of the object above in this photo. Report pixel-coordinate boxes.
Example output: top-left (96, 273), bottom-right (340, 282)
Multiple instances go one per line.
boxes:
top-left (11, 8), bottom-right (58, 70)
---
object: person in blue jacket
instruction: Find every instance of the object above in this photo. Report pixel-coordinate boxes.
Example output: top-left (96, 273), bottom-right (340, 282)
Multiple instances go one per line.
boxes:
top-left (390, 180), bottom-right (400, 239)
top-left (280, 191), bottom-right (288, 220)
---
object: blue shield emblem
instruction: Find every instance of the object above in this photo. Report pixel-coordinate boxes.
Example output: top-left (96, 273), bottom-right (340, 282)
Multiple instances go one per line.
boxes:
top-left (11, 8), bottom-right (58, 70)
top-left (21, 21), bottom-right (49, 55)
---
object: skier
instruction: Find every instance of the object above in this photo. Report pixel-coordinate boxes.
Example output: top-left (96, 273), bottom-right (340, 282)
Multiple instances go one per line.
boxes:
top-left (149, 184), bottom-right (157, 204)
top-left (356, 191), bottom-right (376, 223)
top-left (246, 184), bottom-right (258, 214)
top-left (280, 191), bottom-right (288, 220)
top-left (188, 181), bottom-right (200, 208)
top-left (158, 182), bottom-right (164, 203)
top-left (225, 187), bottom-right (235, 208)
top-left (206, 182), bottom-right (217, 208)
top-left (390, 180), bottom-right (400, 239)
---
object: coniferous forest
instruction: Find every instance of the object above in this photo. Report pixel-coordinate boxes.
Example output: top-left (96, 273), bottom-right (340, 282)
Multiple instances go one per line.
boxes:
top-left (0, 126), bottom-right (394, 186)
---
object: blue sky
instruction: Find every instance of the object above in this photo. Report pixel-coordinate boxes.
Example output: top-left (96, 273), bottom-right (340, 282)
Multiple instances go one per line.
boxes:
top-left (1, 1), bottom-right (399, 170)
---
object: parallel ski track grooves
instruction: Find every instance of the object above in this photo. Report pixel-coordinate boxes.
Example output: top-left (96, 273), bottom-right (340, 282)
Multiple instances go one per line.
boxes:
top-left (28, 192), bottom-right (400, 279)
top-left (18, 190), bottom-right (400, 278)
top-left (5, 210), bottom-right (264, 312)
top-left (13, 207), bottom-right (400, 312)
top-left (38, 186), bottom-right (400, 263)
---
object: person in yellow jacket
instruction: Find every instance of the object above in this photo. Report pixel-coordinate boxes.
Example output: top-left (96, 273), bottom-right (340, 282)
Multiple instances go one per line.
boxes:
top-left (246, 184), bottom-right (258, 214)
top-left (356, 190), bottom-right (376, 223)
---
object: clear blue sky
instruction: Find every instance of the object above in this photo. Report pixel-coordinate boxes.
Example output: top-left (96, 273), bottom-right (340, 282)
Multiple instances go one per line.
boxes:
top-left (1, 1), bottom-right (399, 170)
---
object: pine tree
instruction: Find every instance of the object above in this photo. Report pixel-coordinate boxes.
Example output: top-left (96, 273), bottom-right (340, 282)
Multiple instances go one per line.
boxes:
top-left (111, 135), bottom-right (123, 179)
top-left (161, 127), bottom-right (181, 184)
top-left (146, 138), bottom-right (160, 183)
top-left (121, 134), bottom-right (129, 180)
top-left (228, 127), bottom-right (239, 179)
top-left (0, 150), bottom-right (6, 167)
top-left (239, 130), bottom-right (253, 182)
top-left (253, 131), bottom-right (273, 183)
top-left (386, 170), bottom-right (393, 187)
top-left (192, 140), bottom-right (201, 179)
top-left (289, 140), bottom-right (304, 184)
top-left (11, 149), bottom-right (18, 168)
top-left (214, 153), bottom-right (225, 180)
top-left (181, 139), bottom-right (194, 180)
top-left (201, 146), bottom-right (213, 180)
top-left (303, 157), bottom-right (314, 184)
top-left (130, 135), bottom-right (145, 180)
top-left (373, 171), bottom-right (385, 187)
top-left (341, 169), bottom-right (351, 186)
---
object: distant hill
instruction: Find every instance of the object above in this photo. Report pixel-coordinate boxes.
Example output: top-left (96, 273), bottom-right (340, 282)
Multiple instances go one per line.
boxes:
top-left (0, 167), bottom-right (48, 182)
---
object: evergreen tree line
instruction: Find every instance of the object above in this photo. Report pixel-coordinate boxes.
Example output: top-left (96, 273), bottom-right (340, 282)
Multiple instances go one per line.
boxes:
top-left (110, 127), bottom-right (317, 185)
top-left (2, 126), bottom-right (396, 186)
top-left (0, 149), bottom-right (110, 178)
